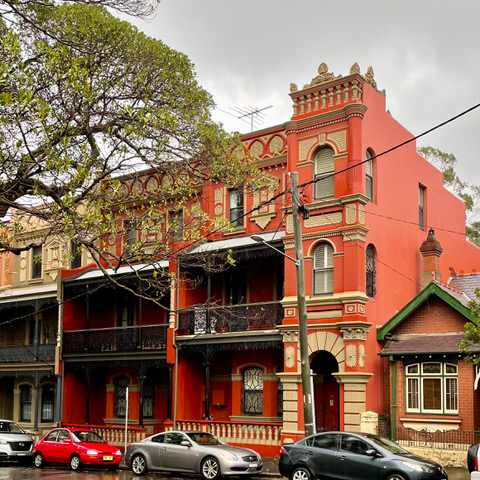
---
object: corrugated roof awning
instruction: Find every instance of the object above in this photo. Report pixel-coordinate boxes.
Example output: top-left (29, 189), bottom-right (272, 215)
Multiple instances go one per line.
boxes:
top-left (0, 283), bottom-right (57, 309)
top-left (379, 333), bottom-right (480, 356)
top-left (187, 230), bottom-right (285, 254)
top-left (63, 260), bottom-right (169, 284)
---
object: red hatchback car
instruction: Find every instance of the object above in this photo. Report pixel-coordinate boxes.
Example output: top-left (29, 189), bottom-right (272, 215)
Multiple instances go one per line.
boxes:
top-left (33, 427), bottom-right (122, 471)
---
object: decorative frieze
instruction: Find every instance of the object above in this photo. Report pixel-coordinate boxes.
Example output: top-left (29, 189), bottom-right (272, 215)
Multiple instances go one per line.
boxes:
top-left (299, 137), bottom-right (318, 163)
top-left (342, 230), bottom-right (367, 242)
top-left (346, 344), bottom-right (357, 367)
top-left (250, 140), bottom-right (264, 159)
top-left (243, 133), bottom-right (287, 162)
top-left (286, 212), bottom-right (342, 233)
top-left (346, 204), bottom-right (356, 224)
top-left (282, 331), bottom-right (299, 343)
top-left (285, 346), bottom-right (296, 368)
top-left (358, 204), bottom-right (365, 224)
top-left (340, 325), bottom-right (369, 341)
top-left (359, 344), bottom-right (366, 368)
top-left (328, 131), bottom-right (346, 152)
top-left (285, 308), bottom-right (296, 318)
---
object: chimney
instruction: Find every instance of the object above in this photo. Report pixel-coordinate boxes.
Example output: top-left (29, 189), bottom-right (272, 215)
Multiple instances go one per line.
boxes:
top-left (419, 228), bottom-right (443, 288)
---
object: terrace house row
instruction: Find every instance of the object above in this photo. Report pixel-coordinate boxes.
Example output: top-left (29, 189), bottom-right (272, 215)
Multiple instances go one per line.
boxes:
top-left (0, 63), bottom-right (479, 456)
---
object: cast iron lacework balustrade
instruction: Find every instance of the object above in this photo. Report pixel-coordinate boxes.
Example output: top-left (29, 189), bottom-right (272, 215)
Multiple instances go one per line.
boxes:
top-left (178, 301), bottom-right (283, 335)
top-left (62, 324), bottom-right (168, 354)
top-left (0, 344), bottom-right (55, 363)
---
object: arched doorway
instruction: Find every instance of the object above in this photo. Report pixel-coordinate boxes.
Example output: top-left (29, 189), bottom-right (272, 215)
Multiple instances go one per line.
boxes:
top-left (311, 351), bottom-right (339, 432)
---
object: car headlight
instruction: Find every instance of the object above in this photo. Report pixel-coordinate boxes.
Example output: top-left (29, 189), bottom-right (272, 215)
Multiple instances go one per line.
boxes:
top-left (87, 449), bottom-right (99, 455)
top-left (0, 439), bottom-right (7, 445)
top-left (402, 461), bottom-right (433, 473)
top-left (217, 451), bottom-right (239, 461)
top-left (115, 449), bottom-right (121, 455)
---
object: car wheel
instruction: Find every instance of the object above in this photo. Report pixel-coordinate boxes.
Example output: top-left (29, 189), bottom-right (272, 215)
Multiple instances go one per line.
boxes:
top-left (201, 456), bottom-right (221, 480)
top-left (70, 454), bottom-right (82, 471)
top-left (131, 454), bottom-right (148, 476)
top-left (385, 474), bottom-right (407, 480)
top-left (290, 466), bottom-right (311, 480)
top-left (34, 452), bottom-right (44, 468)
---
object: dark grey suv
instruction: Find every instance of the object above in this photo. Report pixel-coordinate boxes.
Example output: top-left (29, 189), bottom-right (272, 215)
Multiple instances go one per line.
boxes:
top-left (279, 431), bottom-right (447, 480)
top-left (0, 419), bottom-right (34, 463)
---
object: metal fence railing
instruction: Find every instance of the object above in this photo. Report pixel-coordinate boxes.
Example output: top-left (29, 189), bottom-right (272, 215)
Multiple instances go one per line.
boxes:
top-left (392, 427), bottom-right (480, 450)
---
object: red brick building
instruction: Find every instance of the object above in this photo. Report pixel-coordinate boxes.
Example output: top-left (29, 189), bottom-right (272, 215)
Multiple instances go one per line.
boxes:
top-left (379, 232), bottom-right (480, 436)
top-left (56, 63), bottom-right (480, 455)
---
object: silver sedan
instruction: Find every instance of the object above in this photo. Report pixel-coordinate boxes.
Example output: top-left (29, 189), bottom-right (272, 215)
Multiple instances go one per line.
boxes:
top-left (124, 430), bottom-right (263, 479)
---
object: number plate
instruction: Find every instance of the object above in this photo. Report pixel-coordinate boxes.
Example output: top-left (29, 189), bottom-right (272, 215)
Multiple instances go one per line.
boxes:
top-left (103, 455), bottom-right (113, 461)
top-left (248, 463), bottom-right (258, 468)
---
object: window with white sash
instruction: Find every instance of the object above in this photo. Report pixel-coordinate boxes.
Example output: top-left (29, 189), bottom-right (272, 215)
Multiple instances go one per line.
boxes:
top-left (314, 148), bottom-right (334, 200)
top-left (313, 243), bottom-right (334, 295)
top-left (405, 362), bottom-right (458, 414)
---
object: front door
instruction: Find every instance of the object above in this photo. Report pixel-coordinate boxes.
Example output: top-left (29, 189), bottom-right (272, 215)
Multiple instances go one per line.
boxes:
top-left (311, 351), bottom-right (339, 432)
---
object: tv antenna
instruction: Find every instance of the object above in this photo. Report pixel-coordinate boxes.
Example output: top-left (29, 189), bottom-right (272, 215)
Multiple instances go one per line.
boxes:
top-left (219, 105), bottom-right (273, 132)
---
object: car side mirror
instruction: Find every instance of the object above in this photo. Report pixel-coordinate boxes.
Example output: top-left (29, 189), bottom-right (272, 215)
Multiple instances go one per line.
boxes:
top-left (62, 438), bottom-right (72, 444)
top-left (181, 440), bottom-right (191, 447)
top-left (366, 449), bottom-right (377, 457)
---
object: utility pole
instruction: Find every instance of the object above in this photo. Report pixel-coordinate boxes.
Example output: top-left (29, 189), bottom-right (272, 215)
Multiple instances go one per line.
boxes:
top-left (291, 172), bottom-right (315, 437)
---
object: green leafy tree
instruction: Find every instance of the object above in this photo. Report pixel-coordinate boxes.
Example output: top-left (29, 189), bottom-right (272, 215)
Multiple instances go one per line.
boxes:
top-left (1, 0), bottom-right (157, 23)
top-left (418, 146), bottom-right (480, 246)
top-left (0, 4), bottom-right (267, 296)
top-left (458, 291), bottom-right (480, 364)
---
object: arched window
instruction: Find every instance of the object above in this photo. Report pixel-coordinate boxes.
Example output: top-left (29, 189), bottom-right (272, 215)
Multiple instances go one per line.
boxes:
top-left (114, 376), bottom-right (129, 418)
top-left (242, 367), bottom-right (263, 415)
top-left (366, 244), bottom-right (376, 298)
top-left (313, 243), bottom-right (334, 295)
top-left (314, 148), bottom-right (334, 200)
top-left (365, 150), bottom-right (374, 201)
top-left (19, 385), bottom-right (32, 422)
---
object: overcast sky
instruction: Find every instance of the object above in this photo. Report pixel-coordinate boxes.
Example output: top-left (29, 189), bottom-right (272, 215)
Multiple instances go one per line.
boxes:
top-left (127, 0), bottom-right (480, 184)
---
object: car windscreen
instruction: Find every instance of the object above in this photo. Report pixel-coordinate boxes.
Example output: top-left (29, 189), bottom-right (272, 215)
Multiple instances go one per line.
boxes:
top-left (366, 435), bottom-right (410, 454)
top-left (0, 421), bottom-right (26, 434)
top-left (72, 431), bottom-right (106, 443)
top-left (186, 432), bottom-right (227, 446)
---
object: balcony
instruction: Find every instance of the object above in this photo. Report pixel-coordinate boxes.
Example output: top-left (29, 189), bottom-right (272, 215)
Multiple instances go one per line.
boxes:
top-left (62, 324), bottom-right (168, 354)
top-left (178, 301), bottom-right (283, 335)
top-left (0, 344), bottom-right (55, 363)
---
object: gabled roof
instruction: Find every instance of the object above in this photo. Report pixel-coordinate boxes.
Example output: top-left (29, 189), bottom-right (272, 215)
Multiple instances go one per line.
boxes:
top-left (377, 281), bottom-right (476, 341)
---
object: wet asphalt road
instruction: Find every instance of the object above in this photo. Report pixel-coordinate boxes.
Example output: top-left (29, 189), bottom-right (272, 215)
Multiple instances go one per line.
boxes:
top-left (0, 463), bottom-right (471, 480)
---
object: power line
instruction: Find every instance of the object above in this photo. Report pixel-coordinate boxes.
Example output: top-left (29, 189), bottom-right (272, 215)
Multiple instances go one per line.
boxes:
top-left (2, 100), bottom-right (480, 334)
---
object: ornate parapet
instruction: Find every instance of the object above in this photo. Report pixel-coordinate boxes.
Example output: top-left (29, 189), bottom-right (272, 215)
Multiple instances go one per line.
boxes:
top-left (289, 62), bottom-right (385, 120)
